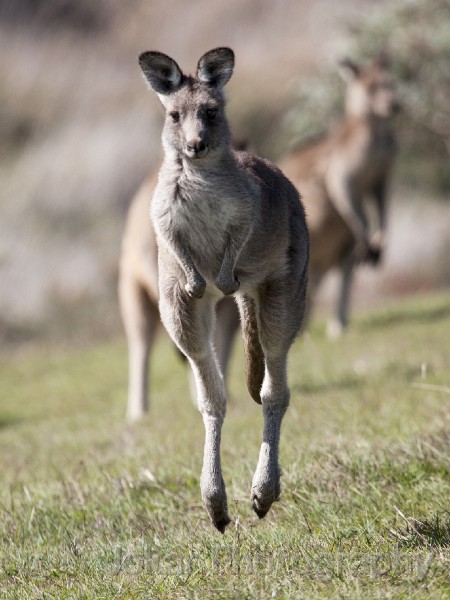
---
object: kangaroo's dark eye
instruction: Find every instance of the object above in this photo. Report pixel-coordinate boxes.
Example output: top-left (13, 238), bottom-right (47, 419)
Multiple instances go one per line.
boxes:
top-left (169, 111), bottom-right (180, 123)
top-left (206, 108), bottom-right (217, 121)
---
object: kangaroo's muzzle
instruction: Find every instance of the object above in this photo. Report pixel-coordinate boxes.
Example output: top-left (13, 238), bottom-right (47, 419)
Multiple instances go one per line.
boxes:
top-left (185, 140), bottom-right (209, 159)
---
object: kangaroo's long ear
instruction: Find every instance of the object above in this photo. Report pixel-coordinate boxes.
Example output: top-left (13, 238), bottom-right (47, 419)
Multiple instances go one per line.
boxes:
top-left (197, 47), bottom-right (234, 88)
top-left (338, 58), bottom-right (361, 82)
top-left (139, 51), bottom-right (183, 95)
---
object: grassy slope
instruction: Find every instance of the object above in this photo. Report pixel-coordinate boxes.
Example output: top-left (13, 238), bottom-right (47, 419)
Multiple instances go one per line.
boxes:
top-left (1, 293), bottom-right (449, 599)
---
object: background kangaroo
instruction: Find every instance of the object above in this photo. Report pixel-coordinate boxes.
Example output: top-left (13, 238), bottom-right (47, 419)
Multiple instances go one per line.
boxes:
top-left (119, 174), bottom-right (240, 423)
top-left (279, 54), bottom-right (397, 336)
top-left (138, 47), bottom-right (309, 531)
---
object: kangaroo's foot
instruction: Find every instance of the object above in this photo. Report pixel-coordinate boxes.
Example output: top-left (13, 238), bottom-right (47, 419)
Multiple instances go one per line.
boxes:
top-left (327, 318), bottom-right (346, 339)
top-left (250, 466), bottom-right (281, 519)
top-left (201, 478), bottom-right (230, 533)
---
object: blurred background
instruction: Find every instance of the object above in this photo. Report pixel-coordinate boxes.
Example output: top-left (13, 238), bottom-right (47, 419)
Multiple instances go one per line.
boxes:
top-left (1, 0), bottom-right (449, 350)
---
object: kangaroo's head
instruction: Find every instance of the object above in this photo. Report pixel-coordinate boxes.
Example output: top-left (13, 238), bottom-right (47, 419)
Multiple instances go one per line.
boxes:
top-left (139, 48), bottom-right (234, 161)
top-left (339, 53), bottom-right (398, 120)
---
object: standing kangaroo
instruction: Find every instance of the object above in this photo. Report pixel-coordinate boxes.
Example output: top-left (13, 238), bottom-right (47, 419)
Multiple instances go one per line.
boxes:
top-left (279, 54), bottom-right (397, 336)
top-left (138, 47), bottom-right (309, 531)
top-left (119, 174), bottom-right (240, 423)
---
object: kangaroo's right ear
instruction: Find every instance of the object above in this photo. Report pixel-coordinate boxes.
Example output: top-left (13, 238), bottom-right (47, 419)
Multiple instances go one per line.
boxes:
top-left (138, 51), bottom-right (183, 95)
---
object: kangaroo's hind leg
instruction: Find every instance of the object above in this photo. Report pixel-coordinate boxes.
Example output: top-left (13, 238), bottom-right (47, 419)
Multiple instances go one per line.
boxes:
top-left (119, 274), bottom-right (160, 423)
top-left (327, 252), bottom-right (355, 339)
top-left (249, 272), bottom-right (307, 518)
top-left (158, 270), bottom-right (230, 532)
top-left (214, 297), bottom-right (240, 382)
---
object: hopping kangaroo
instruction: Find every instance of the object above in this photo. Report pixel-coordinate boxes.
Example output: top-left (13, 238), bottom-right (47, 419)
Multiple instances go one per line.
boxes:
top-left (279, 54), bottom-right (397, 336)
top-left (119, 174), bottom-right (240, 423)
top-left (138, 47), bottom-right (309, 531)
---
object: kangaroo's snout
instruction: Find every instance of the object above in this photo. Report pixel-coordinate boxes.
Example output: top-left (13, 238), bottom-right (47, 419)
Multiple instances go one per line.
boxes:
top-left (185, 139), bottom-right (209, 159)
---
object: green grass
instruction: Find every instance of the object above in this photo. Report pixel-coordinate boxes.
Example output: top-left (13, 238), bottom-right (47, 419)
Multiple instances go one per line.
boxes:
top-left (1, 292), bottom-right (449, 599)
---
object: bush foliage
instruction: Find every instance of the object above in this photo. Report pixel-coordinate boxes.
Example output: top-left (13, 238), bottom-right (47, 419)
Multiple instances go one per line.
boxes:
top-left (285, 0), bottom-right (450, 193)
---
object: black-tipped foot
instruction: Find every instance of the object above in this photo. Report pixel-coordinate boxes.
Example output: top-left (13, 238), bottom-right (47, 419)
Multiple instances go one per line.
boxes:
top-left (251, 480), bottom-right (280, 520)
top-left (252, 501), bottom-right (270, 519)
top-left (214, 514), bottom-right (231, 533)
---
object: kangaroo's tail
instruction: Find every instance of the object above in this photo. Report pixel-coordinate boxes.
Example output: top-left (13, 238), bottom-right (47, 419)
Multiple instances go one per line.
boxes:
top-left (238, 296), bottom-right (264, 404)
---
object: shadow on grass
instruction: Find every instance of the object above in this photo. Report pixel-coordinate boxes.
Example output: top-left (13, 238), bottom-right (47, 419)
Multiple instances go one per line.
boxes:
top-left (0, 319), bottom-right (43, 349)
top-left (358, 298), bottom-right (450, 331)
top-left (394, 514), bottom-right (450, 549)
top-left (292, 374), bottom-right (361, 396)
top-left (0, 415), bottom-right (22, 429)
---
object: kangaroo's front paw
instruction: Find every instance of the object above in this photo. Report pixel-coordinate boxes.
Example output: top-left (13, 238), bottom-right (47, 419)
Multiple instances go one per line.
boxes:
top-left (353, 239), bottom-right (370, 263)
top-left (366, 242), bottom-right (382, 266)
top-left (216, 275), bottom-right (240, 296)
top-left (185, 278), bottom-right (206, 299)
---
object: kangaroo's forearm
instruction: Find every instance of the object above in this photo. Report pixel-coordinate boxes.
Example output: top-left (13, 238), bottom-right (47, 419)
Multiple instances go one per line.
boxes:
top-left (163, 232), bottom-right (206, 298)
top-left (215, 225), bottom-right (252, 295)
top-left (373, 180), bottom-right (388, 235)
top-left (331, 186), bottom-right (368, 243)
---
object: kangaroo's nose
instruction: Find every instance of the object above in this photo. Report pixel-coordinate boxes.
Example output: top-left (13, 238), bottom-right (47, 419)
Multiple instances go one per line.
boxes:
top-left (186, 141), bottom-right (205, 153)
top-left (186, 140), bottom-right (208, 158)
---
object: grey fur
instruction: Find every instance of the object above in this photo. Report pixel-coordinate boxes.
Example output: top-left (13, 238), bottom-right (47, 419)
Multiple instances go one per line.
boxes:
top-left (119, 171), bottom-right (241, 423)
top-left (139, 47), bottom-right (309, 531)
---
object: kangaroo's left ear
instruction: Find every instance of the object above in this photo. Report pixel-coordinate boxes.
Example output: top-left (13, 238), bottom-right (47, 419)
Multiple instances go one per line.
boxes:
top-left (139, 51), bottom-right (183, 95)
top-left (338, 58), bottom-right (361, 82)
top-left (197, 47), bottom-right (235, 88)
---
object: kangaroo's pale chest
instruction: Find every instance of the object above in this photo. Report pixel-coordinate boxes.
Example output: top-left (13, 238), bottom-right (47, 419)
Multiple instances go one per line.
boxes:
top-left (173, 185), bottom-right (237, 248)
top-left (153, 174), bottom-right (248, 279)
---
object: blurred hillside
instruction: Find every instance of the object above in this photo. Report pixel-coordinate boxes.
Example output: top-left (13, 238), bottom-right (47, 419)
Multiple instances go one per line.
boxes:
top-left (1, 0), bottom-right (449, 348)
